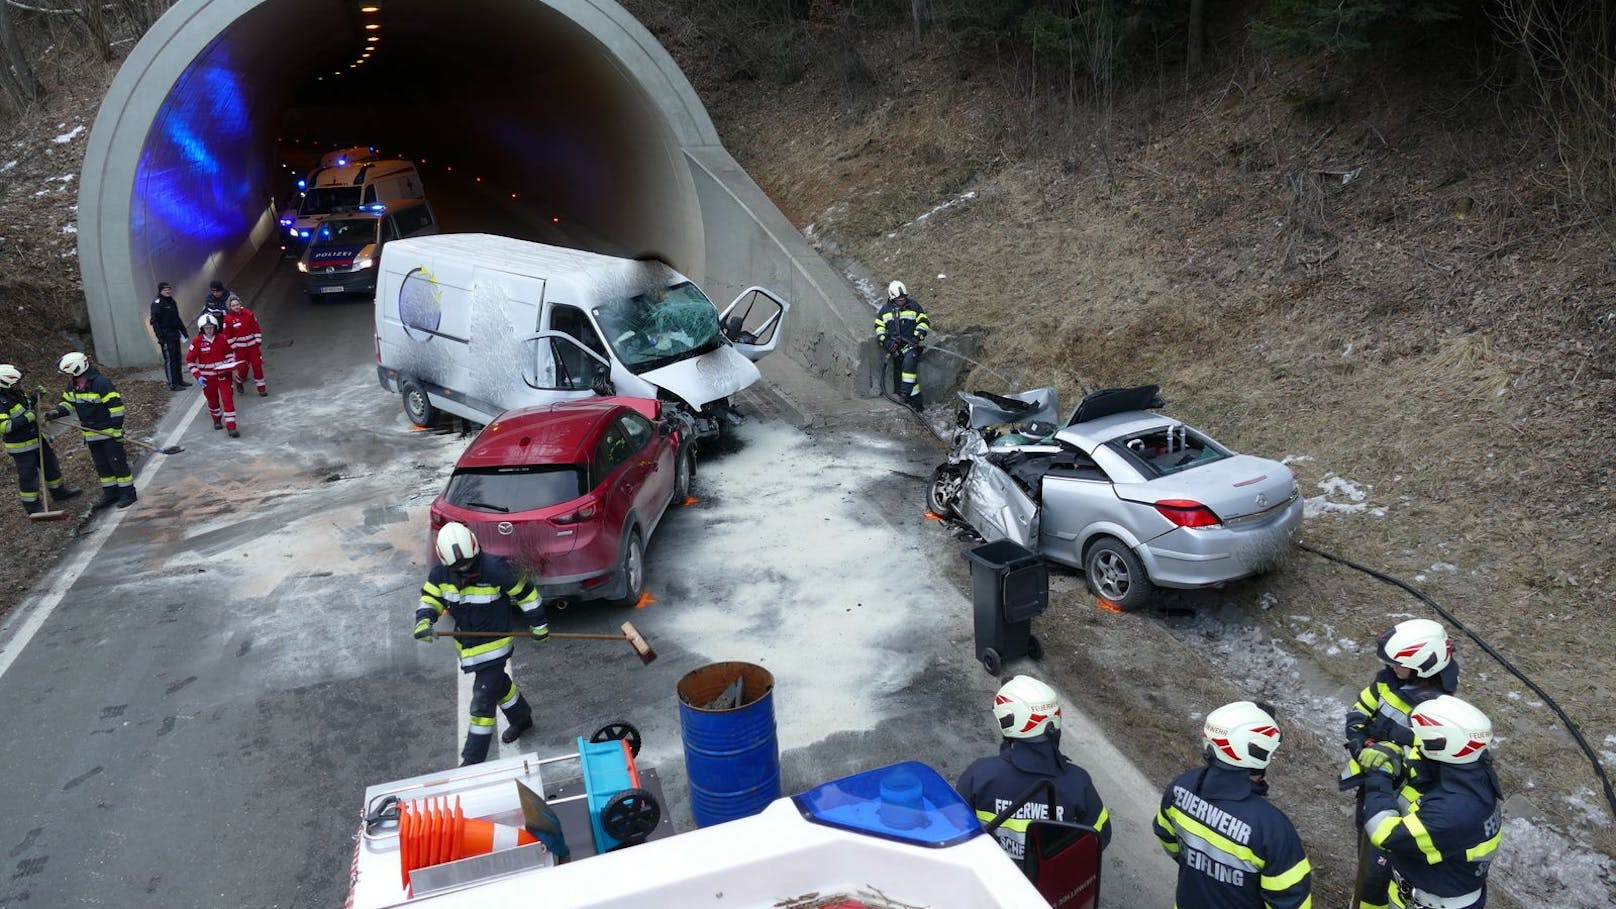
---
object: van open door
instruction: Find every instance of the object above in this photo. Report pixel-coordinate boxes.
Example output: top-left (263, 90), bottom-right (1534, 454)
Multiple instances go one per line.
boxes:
top-left (984, 779), bottom-right (1102, 909)
top-left (527, 330), bottom-right (615, 399)
top-left (718, 287), bottom-right (789, 362)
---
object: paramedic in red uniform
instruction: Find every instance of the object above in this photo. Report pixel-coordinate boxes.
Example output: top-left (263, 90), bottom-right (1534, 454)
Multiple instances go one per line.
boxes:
top-left (223, 295), bottom-right (268, 396)
top-left (186, 314), bottom-right (240, 437)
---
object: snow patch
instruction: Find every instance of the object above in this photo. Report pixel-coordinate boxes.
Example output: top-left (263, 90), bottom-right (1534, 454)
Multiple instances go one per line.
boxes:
top-left (1490, 816), bottom-right (1616, 907)
top-left (52, 125), bottom-right (85, 144)
top-left (1280, 454), bottom-right (1313, 465)
top-left (1, 160), bottom-right (15, 171)
top-left (892, 190), bottom-right (978, 234)
top-left (62, 225), bottom-right (76, 235)
top-left (1303, 475), bottom-right (1387, 518)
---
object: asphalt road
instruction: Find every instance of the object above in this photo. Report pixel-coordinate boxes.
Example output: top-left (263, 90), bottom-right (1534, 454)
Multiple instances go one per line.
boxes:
top-left (0, 247), bottom-right (1178, 907)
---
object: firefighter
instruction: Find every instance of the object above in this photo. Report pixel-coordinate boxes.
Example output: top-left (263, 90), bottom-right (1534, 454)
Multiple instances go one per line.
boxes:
top-left (0, 364), bottom-right (81, 514)
top-left (148, 282), bottom-right (191, 391)
top-left (1343, 619), bottom-right (1460, 909)
top-left (47, 352), bottom-right (135, 509)
top-left (223, 295), bottom-right (268, 396)
top-left (186, 314), bottom-right (240, 437)
top-left (414, 522), bottom-right (547, 766)
top-left (954, 675), bottom-right (1111, 862)
top-left (1153, 700), bottom-right (1313, 909)
top-left (1358, 695), bottom-right (1501, 909)
top-left (873, 279), bottom-right (929, 410)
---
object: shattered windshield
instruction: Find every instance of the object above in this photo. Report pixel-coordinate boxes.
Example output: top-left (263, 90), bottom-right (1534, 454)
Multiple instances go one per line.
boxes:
top-left (299, 186), bottom-right (362, 216)
top-left (592, 281), bottom-right (722, 373)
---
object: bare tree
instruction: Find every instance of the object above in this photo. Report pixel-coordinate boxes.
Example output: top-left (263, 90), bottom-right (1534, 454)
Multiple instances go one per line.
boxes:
top-left (1187, 0), bottom-right (1205, 74)
top-left (911, 0), bottom-right (928, 42)
top-left (0, 0), bottom-right (44, 107)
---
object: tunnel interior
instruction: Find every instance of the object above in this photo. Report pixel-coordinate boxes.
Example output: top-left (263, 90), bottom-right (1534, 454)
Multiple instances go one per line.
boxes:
top-left (132, 0), bottom-right (703, 309)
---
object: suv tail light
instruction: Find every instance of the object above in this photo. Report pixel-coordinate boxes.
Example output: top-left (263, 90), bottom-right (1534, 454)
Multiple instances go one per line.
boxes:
top-left (550, 500), bottom-right (599, 526)
top-left (428, 510), bottom-right (444, 532)
top-left (1154, 499), bottom-right (1222, 528)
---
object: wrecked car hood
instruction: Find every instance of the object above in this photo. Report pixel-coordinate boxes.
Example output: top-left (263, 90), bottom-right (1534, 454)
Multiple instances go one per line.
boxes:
top-left (640, 346), bottom-right (763, 411)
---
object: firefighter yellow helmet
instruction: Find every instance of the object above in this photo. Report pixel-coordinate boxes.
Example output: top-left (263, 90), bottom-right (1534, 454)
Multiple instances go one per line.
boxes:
top-left (1203, 701), bottom-right (1282, 770)
top-left (58, 352), bottom-right (90, 376)
top-left (994, 675), bottom-right (1062, 739)
top-left (1411, 695), bottom-right (1492, 764)
top-left (0, 364), bottom-right (20, 388)
top-left (434, 521), bottom-right (480, 568)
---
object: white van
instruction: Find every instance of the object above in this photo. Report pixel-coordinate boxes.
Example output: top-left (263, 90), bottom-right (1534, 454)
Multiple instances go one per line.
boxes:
top-left (374, 233), bottom-right (789, 438)
top-left (285, 158), bottom-right (425, 252)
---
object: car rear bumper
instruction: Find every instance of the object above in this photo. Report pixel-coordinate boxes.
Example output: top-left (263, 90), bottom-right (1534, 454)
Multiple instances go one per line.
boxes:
top-left (1137, 496), bottom-right (1303, 588)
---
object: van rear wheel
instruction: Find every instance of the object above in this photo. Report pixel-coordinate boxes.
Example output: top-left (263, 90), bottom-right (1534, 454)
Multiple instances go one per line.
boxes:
top-left (401, 380), bottom-right (436, 427)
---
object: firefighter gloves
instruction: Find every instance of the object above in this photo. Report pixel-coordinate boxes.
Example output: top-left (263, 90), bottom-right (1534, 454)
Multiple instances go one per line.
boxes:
top-left (1357, 742), bottom-right (1403, 777)
top-left (413, 617), bottom-right (435, 642)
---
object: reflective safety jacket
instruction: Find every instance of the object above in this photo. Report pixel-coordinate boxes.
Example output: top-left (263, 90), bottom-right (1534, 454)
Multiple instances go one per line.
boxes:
top-left (60, 369), bottom-right (125, 439)
top-left (1153, 763), bottom-right (1313, 909)
top-left (223, 307), bottom-right (263, 352)
top-left (1364, 759), bottom-right (1501, 906)
top-left (0, 388), bottom-right (41, 455)
top-left (954, 733), bottom-right (1111, 861)
top-left (1341, 664), bottom-right (1458, 788)
top-left (185, 331), bottom-right (237, 380)
top-left (874, 294), bottom-right (930, 351)
top-left (417, 552), bottom-right (543, 672)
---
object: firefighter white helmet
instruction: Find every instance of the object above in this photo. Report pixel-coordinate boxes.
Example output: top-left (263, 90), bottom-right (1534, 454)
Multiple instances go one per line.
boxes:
top-left (58, 351), bottom-right (90, 376)
top-left (1377, 618), bottom-right (1452, 678)
top-left (0, 364), bottom-right (20, 388)
top-left (1203, 701), bottom-right (1282, 770)
top-left (434, 521), bottom-right (480, 567)
top-left (887, 280), bottom-right (907, 301)
top-left (198, 313), bottom-right (221, 332)
top-left (994, 675), bottom-right (1062, 739)
top-left (1411, 695), bottom-right (1492, 764)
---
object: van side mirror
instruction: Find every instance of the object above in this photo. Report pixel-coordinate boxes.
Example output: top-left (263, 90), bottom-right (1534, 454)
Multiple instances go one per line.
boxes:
top-left (590, 366), bottom-right (615, 397)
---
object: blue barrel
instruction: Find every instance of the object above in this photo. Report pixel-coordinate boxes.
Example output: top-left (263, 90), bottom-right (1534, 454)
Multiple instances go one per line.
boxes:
top-left (676, 661), bottom-right (781, 827)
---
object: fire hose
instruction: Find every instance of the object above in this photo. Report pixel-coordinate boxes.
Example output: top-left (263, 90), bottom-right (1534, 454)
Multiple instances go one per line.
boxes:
top-left (1298, 539), bottom-right (1616, 822)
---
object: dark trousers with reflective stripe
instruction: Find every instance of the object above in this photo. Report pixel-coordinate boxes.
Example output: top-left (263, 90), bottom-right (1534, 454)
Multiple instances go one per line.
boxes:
top-left (157, 334), bottom-right (186, 387)
top-left (8, 446), bottom-right (64, 503)
top-left (462, 659), bottom-right (533, 765)
top-left (86, 437), bottom-right (132, 489)
top-left (888, 347), bottom-right (922, 402)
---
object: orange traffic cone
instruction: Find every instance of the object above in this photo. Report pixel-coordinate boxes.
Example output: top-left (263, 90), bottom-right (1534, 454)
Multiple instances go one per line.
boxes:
top-left (398, 796), bottom-right (538, 889)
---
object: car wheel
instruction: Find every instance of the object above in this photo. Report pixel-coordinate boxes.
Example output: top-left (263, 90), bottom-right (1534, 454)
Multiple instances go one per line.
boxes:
top-left (1084, 537), bottom-right (1154, 611)
top-left (980, 647), bottom-right (1002, 676)
top-left (1026, 633), bottom-right (1044, 661)
top-left (609, 530), bottom-right (645, 607)
top-left (927, 465), bottom-right (962, 519)
top-left (672, 445), bottom-right (694, 503)
top-left (401, 380), bottom-right (435, 427)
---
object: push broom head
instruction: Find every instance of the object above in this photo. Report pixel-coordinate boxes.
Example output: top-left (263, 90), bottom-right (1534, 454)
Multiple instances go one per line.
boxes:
top-left (28, 508), bottom-right (70, 522)
top-left (620, 621), bottom-right (657, 665)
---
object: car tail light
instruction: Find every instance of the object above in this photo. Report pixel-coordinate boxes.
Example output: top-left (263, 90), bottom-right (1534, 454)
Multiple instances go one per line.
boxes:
top-left (429, 509), bottom-right (444, 531)
top-left (1154, 499), bottom-right (1222, 528)
top-left (550, 501), bottom-right (599, 525)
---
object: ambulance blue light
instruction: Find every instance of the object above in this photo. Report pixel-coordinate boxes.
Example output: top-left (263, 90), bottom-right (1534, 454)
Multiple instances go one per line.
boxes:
top-left (337, 157), bottom-right (347, 166)
top-left (369, 203), bottom-right (386, 212)
top-left (792, 761), bottom-right (981, 848)
top-left (297, 179), bottom-right (306, 190)
top-left (299, 229), bottom-right (311, 238)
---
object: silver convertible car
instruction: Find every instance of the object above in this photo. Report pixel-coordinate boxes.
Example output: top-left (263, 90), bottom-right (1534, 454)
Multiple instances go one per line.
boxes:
top-left (927, 385), bottom-right (1302, 610)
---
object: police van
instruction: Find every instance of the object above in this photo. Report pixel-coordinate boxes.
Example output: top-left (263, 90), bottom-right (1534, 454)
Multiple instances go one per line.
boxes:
top-left (284, 157), bottom-right (425, 253)
top-left (297, 200), bottom-right (438, 298)
top-left (373, 233), bottom-right (790, 439)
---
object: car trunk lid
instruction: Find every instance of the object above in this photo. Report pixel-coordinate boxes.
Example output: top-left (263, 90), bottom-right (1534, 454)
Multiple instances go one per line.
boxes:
top-left (1117, 455), bottom-right (1295, 522)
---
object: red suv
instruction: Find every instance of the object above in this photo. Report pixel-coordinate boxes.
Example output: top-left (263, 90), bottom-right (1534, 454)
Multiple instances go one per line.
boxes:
top-left (429, 397), bottom-right (692, 605)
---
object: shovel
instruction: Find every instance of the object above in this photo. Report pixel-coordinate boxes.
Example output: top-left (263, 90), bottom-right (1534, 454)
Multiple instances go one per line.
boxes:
top-left (433, 621), bottom-right (657, 665)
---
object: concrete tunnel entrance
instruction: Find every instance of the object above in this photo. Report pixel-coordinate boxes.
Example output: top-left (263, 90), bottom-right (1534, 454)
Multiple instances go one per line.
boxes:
top-left (79, 0), bottom-right (866, 386)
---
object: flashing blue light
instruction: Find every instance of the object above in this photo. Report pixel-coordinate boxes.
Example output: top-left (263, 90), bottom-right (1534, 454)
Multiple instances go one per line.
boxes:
top-left (296, 179), bottom-right (306, 190)
top-left (337, 157), bottom-right (347, 166)
top-left (792, 762), bottom-right (981, 848)
top-left (299, 230), bottom-right (311, 238)
top-left (369, 203), bottom-right (386, 212)
top-left (279, 217), bottom-right (293, 227)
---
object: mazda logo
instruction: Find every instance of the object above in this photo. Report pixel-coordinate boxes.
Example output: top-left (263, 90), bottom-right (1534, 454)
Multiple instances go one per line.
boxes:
top-left (497, 522), bottom-right (514, 535)
top-left (1254, 494), bottom-right (1267, 508)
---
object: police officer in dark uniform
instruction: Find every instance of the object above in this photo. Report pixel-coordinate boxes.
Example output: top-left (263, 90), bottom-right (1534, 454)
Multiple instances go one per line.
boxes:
top-left (414, 522), bottom-right (548, 766)
top-left (47, 352), bottom-right (135, 509)
top-left (1359, 695), bottom-right (1502, 909)
top-left (0, 364), bottom-right (80, 514)
top-left (1154, 701), bottom-right (1313, 909)
top-left (955, 675), bottom-right (1111, 862)
top-left (1343, 619), bottom-right (1460, 909)
top-left (874, 279), bottom-right (930, 410)
top-left (202, 280), bottom-right (231, 326)
top-left (148, 281), bottom-right (191, 391)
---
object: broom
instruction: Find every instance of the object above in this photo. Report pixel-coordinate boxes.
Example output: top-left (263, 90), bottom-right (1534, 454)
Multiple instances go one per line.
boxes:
top-left (27, 403), bottom-right (70, 522)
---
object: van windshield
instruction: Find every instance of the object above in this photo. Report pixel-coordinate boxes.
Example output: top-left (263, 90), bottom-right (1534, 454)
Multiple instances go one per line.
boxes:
top-left (300, 186), bottom-right (362, 216)
top-left (312, 218), bottom-right (378, 247)
top-left (592, 282), bottom-right (723, 373)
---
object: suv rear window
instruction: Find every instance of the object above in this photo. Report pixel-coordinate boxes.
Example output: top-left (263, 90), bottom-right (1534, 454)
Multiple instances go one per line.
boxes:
top-left (1106, 425), bottom-right (1229, 478)
top-left (443, 465), bottom-right (585, 513)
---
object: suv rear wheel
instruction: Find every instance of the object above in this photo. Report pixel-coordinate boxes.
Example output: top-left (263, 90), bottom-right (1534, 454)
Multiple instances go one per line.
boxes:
top-left (609, 530), bottom-right (645, 607)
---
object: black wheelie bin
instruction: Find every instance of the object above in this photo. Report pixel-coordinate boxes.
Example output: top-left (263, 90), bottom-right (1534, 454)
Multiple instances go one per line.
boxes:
top-left (961, 539), bottom-right (1048, 675)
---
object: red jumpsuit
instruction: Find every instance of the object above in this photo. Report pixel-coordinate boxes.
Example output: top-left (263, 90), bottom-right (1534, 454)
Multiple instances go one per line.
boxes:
top-left (186, 330), bottom-right (238, 432)
top-left (223, 306), bottom-right (267, 394)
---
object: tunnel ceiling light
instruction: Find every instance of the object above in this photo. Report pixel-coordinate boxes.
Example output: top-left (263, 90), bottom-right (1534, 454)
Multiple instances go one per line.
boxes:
top-left (367, 36), bottom-right (380, 42)
top-left (361, 5), bottom-right (381, 11)
top-left (365, 23), bottom-right (380, 30)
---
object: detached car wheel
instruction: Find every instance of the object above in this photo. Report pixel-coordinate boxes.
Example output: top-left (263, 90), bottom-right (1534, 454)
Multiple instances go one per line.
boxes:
top-left (1085, 537), bottom-right (1154, 611)
top-left (401, 380), bottom-right (435, 427)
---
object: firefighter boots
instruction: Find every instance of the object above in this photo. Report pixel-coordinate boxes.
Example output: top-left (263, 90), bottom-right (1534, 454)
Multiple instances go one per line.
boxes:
top-left (500, 718), bottom-right (534, 744)
top-left (53, 484), bottom-right (82, 500)
top-left (115, 487), bottom-right (138, 509)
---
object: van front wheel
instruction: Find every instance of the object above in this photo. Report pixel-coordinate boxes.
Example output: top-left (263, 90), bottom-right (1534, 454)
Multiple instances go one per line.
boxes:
top-left (401, 380), bottom-right (436, 427)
